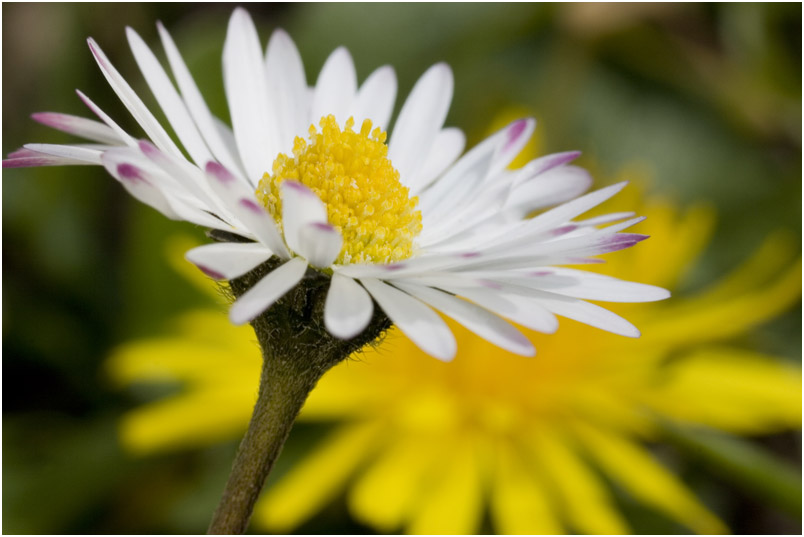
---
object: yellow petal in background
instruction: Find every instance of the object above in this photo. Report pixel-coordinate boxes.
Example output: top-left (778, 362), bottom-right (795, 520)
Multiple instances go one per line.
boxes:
top-left (406, 435), bottom-right (485, 535)
top-left (650, 270), bottom-right (801, 347)
top-left (572, 422), bottom-right (728, 534)
top-left (490, 439), bottom-right (563, 535)
top-left (106, 309), bottom-right (261, 454)
top-left (106, 310), bottom-right (259, 387)
top-left (567, 383), bottom-right (657, 438)
top-left (253, 421), bottom-right (383, 533)
top-left (347, 435), bottom-right (444, 533)
top-left (643, 347), bottom-right (801, 434)
top-left (106, 336), bottom-right (258, 385)
top-left (121, 389), bottom-right (254, 454)
top-left (688, 231), bottom-right (799, 305)
top-left (529, 426), bottom-right (630, 535)
top-left (299, 362), bottom-right (404, 422)
top-left (648, 246), bottom-right (802, 346)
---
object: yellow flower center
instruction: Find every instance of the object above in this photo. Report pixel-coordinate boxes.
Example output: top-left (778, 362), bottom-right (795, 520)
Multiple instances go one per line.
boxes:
top-left (256, 115), bottom-right (422, 265)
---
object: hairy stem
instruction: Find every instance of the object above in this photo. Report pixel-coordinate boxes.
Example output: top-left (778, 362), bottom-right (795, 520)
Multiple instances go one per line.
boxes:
top-left (207, 350), bottom-right (324, 534)
top-left (207, 251), bottom-right (391, 534)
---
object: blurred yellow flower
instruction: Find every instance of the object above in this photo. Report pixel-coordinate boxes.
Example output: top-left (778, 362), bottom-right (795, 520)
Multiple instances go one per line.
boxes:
top-left (107, 120), bottom-right (801, 535)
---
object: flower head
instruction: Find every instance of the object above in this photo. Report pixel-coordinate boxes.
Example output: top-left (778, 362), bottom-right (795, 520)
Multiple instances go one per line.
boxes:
top-left (107, 182), bottom-right (802, 534)
top-left (4, 8), bottom-right (668, 360)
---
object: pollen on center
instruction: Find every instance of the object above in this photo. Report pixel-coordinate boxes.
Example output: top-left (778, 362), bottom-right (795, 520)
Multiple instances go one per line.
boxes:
top-left (257, 115), bottom-right (422, 265)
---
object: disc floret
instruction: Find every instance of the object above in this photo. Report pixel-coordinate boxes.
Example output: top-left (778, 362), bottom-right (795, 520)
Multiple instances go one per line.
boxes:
top-left (257, 115), bottom-right (422, 265)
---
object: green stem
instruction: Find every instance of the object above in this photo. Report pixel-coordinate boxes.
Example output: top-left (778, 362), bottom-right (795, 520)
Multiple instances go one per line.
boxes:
top-left (207, 352), bottom-right (324, 534)
top-left (205, 252), bottom-right (391, 534)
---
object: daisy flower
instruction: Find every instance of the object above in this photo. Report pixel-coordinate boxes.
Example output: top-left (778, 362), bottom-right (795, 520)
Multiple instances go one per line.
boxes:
top-left (4, 7), bottom-right (668, 361)
top-left (107, 181), bottom-right (802, 534)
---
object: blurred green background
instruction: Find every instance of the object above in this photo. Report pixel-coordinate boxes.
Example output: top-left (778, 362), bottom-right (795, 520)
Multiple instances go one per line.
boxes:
top-left (2, 3), bottom-right (801, 534)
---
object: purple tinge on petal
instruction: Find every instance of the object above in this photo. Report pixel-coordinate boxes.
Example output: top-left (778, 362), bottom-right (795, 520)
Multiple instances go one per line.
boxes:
top-left (196, 264), bottom-right (226, 280)
top-left (117, 163), bottom-right (150, 185)
top-left (206, 161), bottom-right (236, 184)
top-left (597, 233), bottom-right (649, 254)
top-left (239, 198), bottom-right (266, 215)
top-left (283, 180), bottom-right (316, 196)
top-left (75, 90), bottom-right (108, 123)
top-left (529, 270), bottom-right (553, 277)
top-left (76, 90), bottom-right (94, 110)
top-left (138, 140), bottom-right (160, 157)
top-left (7, 148), bottom-right (40, 159)
top-left (384, 263), bottom-right (406, 271)
top-left (310, 222), bottom-right (336, 232)
top-left (3, 157), bottom-right (52, 168)
top-left (504, 119), bottom-right (528, 152)
top-left (541, 150), bottom-right (581, 173)
top-left (31, 112), bottom-right (69, 130)
top-left (479, 279), bottom-right (503, 290)
top-left (550, 224), bottom-right (577, 237)
top-left (460, 252), bottom-right (481, 259)
top-left (87, 38), bottom-right (108, 68)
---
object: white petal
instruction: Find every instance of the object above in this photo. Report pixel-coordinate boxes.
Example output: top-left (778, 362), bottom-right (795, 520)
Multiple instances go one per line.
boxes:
top-left (407, 127), bottom-right (466, 195)
top-left (325, 273), bottom-right (374, 339)
top-left (311, 47), bottom-right (357, 126)
top-left (575, 211), bottom-right (636, 227)
top-left (600, 216), bottom-right (646, 234)
top-left (114, 145), bottom-right (228, 227)
top-left (430, 233), bottom-right (646, 275)
top-left (448, 286), bottom-right (559, 334)
top-left (229, 257), bottom-right (308, 325)
top-left (186, 242), bottom-right (274, 280)
top-left (335, 253), bottom-right (468, 279)
top-left (350, 65), bottom-right (397, 131)
top-left (512, 150), bottom-right (582, 187)
top-left (393, 272), bottom-right (501, 290)
top-left (103, 148), bottom-right (228, 228)
top-left (126, 27), bottom-right (213, 167)
top-left (76, 90), bottom-right (137, 147)
top-left (212, 117), bottom-right (247, 174)
top-left (138, 140), bottom-right (224, 214)
top-left (460, 217), bottom-right (645, 262)
top-left (31, 112), bottom-right (123, 145)
top-left (418, 181), bottom-right (513, 249)
top-left (394, 281), bottom-right (535, 356)
top-left (298, 222), bottom-right (343, 268)
top-left (485, 118), bottom-right (536, 181)
top-left (23, 143), bottom-right (102, 165)
top-left (100, 150), bottom-right (179, 219)
top-left (505, 165), bottom-right (593, 218)
top-left (523, 182), bottom-right (628, 236)
top-left (434, 181), bottom-right (630, 257)
top-left (205, 162), bottom-right (289, 256)
top-left (532, 292), bottom-right (641, 338)
top-left (389, 63), bottom-right (453, 183)
top-left (223, 8), bottom-right (279, 184)
top-left (418, 125), bottom-right (501, 212)
top-left (4, 148), bottom-right (92, 168)
top-left (157, 21), bottom-right (247, 181)
top-left (538, 268), bottom-right (670, 303)
top-left (361, 278), bottom-right (456, 361)
top-left (418, 119), bottom-right (526, 220)
top-left (280, 180), bottom-right (328, 256)
top-left (101, 146), bottom-right (187, 195)
top-left (87, 38), bottom-right (183, 158)
top-left (265, 28), bottom-right (308, 150)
